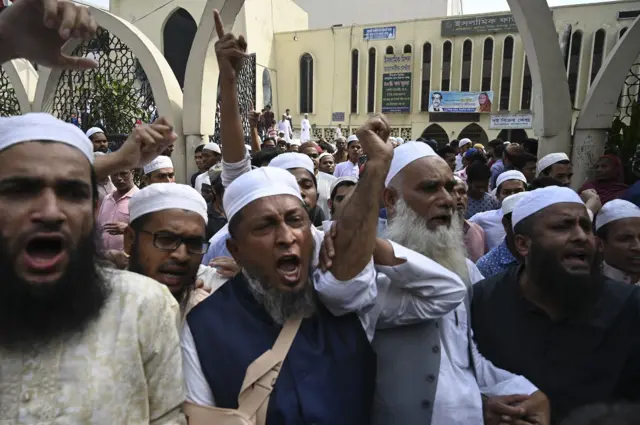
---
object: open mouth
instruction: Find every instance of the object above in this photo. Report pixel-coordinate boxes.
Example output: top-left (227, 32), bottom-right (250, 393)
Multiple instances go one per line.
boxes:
top-left (431, 214), bottom-right (452, 225)
top-left (564, 252), bottom-right (589, 267)
top-left (276, 254), bottom-right (302, 286)
top-left (23, 234), bottom-right (66, 272)
top-left (157, 268), bottom-right (188, 287)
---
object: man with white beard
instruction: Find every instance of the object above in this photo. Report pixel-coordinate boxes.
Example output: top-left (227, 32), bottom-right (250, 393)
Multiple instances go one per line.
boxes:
top-left (372, 142), bottom-right (550, 425)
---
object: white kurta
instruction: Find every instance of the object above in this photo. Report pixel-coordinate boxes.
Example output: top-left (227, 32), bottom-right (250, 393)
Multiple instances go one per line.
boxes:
top-left (469, 209), bottom-right (505, 252)
top-left (278, 120), bottom-right (292, 143)
top-left (301, 119), bottom-right (311, 142)
top-left (0, 269), bottom-right (185, 424)
top-left (317, 171), bottom-right (336, 219)
top-left (182, 240), bottom-right (468, 406)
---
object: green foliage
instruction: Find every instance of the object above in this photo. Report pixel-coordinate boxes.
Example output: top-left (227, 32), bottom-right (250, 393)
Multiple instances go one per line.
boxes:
top-left (606, 100), bottom-right (640, 183)
top-left (85, 75), bottom-right (151, 135)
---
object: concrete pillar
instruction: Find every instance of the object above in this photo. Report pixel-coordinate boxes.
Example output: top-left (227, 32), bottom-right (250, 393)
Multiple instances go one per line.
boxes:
top-left (571, 15), bottom-right (640, 189)
top-left (506, 0), bottom-right (572, 158)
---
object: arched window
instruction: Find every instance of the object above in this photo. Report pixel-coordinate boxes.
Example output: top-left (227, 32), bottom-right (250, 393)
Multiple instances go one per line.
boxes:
top-left (521, 56), bottom-right (532, 110)
top-left (461, 39), bottom-right (473, 92)
top-left (482, 38), bottom-right (494, 91)
top-left (441, 41), bottom-right (452, 92)
top-left (262, 69), bottom-right (272, 108)
top-left (562, 26), bottom-right (573, 70)
top-left (350, 49), bottom-right (359, 114)
top-left (403, 44), bottom-right (412, 54)
top-left (367, 48), bottom-right (376, 113)
top-left (420, 123), bottom-right (449, 146)
top-left (420, 43), bottom-right (432, 112)
top-left (590, 29), bottom-right (606, 85)
top-left (567, 31), bottom-right (582, 105)
top-left (163, 8), bottom-right (197, 89)
top-left (499, 36), bottom-right (514, 111)
top-left (299, 53), bottom-right (314, 113)
top-left (386, 46), bottom-right (394, 55)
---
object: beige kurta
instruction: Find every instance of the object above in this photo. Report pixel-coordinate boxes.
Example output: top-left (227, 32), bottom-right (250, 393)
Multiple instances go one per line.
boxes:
top-left (0, 269), bottom-right (186, 425)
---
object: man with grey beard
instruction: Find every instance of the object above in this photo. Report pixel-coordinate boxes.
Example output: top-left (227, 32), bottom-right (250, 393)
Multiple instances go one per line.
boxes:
top-left (373, 142), bottom-right (550, 425)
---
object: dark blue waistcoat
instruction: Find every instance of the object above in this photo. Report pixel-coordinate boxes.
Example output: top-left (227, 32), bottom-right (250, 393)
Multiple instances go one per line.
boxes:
top-left (187, 274), bottom-right (376, 425)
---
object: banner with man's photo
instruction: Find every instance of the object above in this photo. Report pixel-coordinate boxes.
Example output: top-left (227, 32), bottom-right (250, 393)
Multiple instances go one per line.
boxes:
top-left (428, 91), bottom-right (494, 113)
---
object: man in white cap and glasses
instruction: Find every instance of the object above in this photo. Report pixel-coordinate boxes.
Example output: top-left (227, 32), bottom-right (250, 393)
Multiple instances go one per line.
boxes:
top-left (595, 199), bottom-right (640, 284)
top-left (195, 142), bottom-right (221, 194)
top-left (182, 120), bottom-right (468, 423)
top-left (125, 183), bottom-right (225, 320)
top-left (333, 134), bottom-right (362, 178)
top-left (86, 126), bottom-right (109, 153)
top-left (455, 137), bottom-right (472, 172)
top-left (469, 170), bottom-right (528, 251)
top-left (476, 191), bottom-right (528, 278)
top-left (472, 186), bottom-right (640, 424)
top-left (537, 152), bottom-right (572, 187)
top-left (0, 112), bottom-right (185, 423)
top-left (373, 142), bottom-right (548, 425)
top-left (143, 155), bottom-right (176, 185)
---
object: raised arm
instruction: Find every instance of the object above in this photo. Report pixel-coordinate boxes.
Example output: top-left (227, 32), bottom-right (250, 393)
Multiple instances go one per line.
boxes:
top-left (329, 115), bottom-right (393, 281)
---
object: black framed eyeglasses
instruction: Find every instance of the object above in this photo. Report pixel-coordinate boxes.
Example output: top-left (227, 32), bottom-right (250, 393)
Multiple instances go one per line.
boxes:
top-left (140, 230), bottom-right (209, 255)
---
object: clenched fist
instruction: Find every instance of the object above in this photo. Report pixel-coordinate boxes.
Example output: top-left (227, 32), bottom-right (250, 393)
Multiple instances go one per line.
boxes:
top-left (355, 114), bottom-right (394, 164)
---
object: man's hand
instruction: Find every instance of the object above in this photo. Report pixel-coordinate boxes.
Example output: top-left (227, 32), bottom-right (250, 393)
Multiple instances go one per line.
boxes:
top-left (319, 222), bottom-right (337, 272)
top-left (103, 222), bottom-right (128, 236)
top-left (209, 257), bottom-right (241, 278)
top-left (248, 111), bottom-right (261, 129)
top-left (213, 9), bottom-right (248, 79)
top-left (516, 391), bottom-right (551, 425)
top-left (115, 117), bottom-right (177, 169)
top-left (104, 249), bottom-right (129, 269)
top-left (484, 395), bottom-right (529, 425)
top-left (355, 114), bottom-right (394, 165)
top-left (0, 0), bottom-right (98, 68)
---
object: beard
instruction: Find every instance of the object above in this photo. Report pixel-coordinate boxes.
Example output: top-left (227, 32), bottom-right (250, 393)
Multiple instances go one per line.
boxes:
top-left (384, 198), bottom-right (471, 285)
top-left (0, 230), bottom-right (110, 351)
top-left (243, 269), bottom-right (317, 325)
top-left (527, 239), bottom-right (603, 314)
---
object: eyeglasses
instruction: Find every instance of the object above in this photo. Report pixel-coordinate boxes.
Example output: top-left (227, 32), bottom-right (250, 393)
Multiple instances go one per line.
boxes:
top-left (140, 230), bottom-right (209, 255)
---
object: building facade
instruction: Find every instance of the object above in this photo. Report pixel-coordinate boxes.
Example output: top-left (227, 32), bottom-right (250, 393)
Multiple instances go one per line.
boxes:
top-left (272, 0), bottom-right (640, 145)
top-left (292, 0), bottom-right (455, 29)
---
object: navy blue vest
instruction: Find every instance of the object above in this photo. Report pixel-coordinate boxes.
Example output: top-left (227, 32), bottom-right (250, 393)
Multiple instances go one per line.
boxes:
top-left (187, 274), bottom-right (376, 425)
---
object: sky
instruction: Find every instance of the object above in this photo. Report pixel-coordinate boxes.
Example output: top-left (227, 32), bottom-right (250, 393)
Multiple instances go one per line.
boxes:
top-left (81, 0), bottom-right (619, 13)
top-left (462, 0), bottom-right (618, 14)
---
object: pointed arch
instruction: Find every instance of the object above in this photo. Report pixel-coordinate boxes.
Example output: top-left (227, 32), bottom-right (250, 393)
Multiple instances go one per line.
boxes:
top-left (499, 35), bottom-right (515, 111)
top-left (457, 123), bottom-right (488, 146)
top-left (567, 30), bottom-right (583, 106)
top-left (367, 47), bottom-right (377, 113)
top-left (497, 129), bottom-right (529, 144)
top-left (590, 29), bottom-right (606, 86)
top-left (420, 123), bottom-right (449, 146)
top-left (481, 37), bottom-right (494, 92)
top-left (420, 42), bottom-right (433, 111)
top-left (350, 49), bottom-right (359, 114)
top-left (262, 68), bottom-right (272, 108)
top-left (441, 40), bottom-right (452, 91)
top-left (460, 39), bottom-right (473, 92)
top-left (162, 7), bottom-right (197, 89)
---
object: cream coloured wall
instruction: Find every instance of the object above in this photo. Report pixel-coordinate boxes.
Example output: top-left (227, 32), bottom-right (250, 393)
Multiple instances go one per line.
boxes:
top-left (273, 0), bottom-right (640, 143)
top-left (292, 0), bottom-right (448, 29)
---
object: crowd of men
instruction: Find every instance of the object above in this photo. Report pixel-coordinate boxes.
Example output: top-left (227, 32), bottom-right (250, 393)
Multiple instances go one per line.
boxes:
top-left (2, 1), bottom-right (640, 425)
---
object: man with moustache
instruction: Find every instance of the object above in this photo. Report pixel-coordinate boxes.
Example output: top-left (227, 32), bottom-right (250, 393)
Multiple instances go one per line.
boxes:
top-left (195, 143), bottom-right (222, 194)
top-left (452, 177), bottom-right (486, 262)
top-left (595, 199), bottom-right (640, 285)
top-left (334, 136), bottom-right (348, 164)
top-left (96, 167), bottom-right (138, 251)
top-left (0, 114), bottom-right (185, 423)
top-left (333, 135), bottom-right (362, 178)
top-left (373, 142), bottom-right (549, 425)
top-left (86, 127), bottom-right (109, 153)
top-left (471, 186), bottom-right (640, 423)
top-left (125, 183), bottom-right (225, 321)
top-left (537, 152), bottom-right (573, 187)
top-left (182, 134), bottom-right (467, 424)
top-left (143, 155), bottom-right (176, 185)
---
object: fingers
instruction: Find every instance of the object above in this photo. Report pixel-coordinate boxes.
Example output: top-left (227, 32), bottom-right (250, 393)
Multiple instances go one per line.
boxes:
top-left (43, 0), bottom-right (58, 28)
top-left (195, 279), bottom-right (205, 289)
top-left (57, 0), bottom-right (78, 40)
top-left (213, 9), bottom-right (225, 39)
top-left (58, 55), bottom-right (98, 70)
top-left (237, 35), bottom-right (248, 52)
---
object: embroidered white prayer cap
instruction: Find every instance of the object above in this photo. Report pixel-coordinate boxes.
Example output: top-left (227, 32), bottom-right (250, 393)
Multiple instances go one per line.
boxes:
top-left (496, 170), bottom-right (528, 188)
top-left (595, 199), bottom-right (640, 231)
top-left (269, 152), bottom-right (315, 176)
top-left (330, 176), bottom-right (358, 198)
top-left (223, 167), bottom-right (302, 222)
top-left (289, 139), bottom-right (302, 147)
top-left (347, 134), bottom-right (359, 144)
top-left (512, 186), bottom-right (584, 229)
top-left (203, 142), bottom-right (221, 154)
top-left (86, 127), bottom-right (104, 139)
top-left (129, 183), bottom-right (208, 224)
top-left (459, 138), bottom-right (472, 148)
top-left (536, 152), bottom-right (570, 176)
top-left (501, 191), bottom-right (529, 215)
top-left (0, 113), bottom-right (93, 164)
top-left (385, 142), bottom-right (438, 187)
top-left (143, 155), bottom-right (174, 175)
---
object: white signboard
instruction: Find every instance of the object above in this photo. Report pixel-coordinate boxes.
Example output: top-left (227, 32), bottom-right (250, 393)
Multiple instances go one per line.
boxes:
top-left (489, 114), bottom-right (533, 129)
